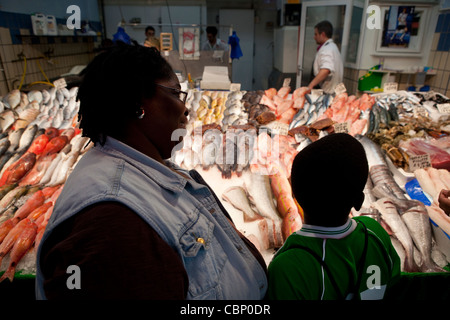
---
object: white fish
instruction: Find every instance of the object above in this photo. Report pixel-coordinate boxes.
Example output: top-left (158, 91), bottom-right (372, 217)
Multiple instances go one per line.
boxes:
top-left (0, 109), bottom-right (18, 133)
top-left (7, 128), bottom-right (24, 153)
top-left (243, 171), bottom-right (281, 223)
top-left (4, 90), bottom-right (21, 109)
top-left (27, 90), bottom-right (43, 104)
top-left (222, 186), bottom-right (262, 222)
top-left (69, 86), bottom-right (79, 98)
top-left (17, 124), bottom-right (38, 152)
top-left (48, 151), bottom-right (80, 186)
top-left (401, 204), bottom-right (446, 273)
top-left (372, 198), bottom-right (419, 272)
top-left (42, 89), bottom-right (51, 104)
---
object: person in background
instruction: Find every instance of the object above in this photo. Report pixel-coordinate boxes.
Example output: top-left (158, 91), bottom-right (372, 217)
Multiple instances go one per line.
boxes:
top-left (202, 26), bottom-right (228, 51)
top-left (35, 43), bottom-right (267, 300)
top-left (143, 25), bottom-right (160, 50)
top-left (267, 133), bottom-right (401, 300)
top-left (307, 20), bottom-right (343, 94)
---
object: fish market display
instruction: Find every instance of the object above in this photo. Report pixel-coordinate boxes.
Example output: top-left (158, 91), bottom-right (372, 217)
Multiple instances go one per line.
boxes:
top-left (0, 85), bottom-right (91, 282)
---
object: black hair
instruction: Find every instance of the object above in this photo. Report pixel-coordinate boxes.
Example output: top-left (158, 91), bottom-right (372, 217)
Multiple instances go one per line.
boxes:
top-left (290, 133), bottom-right (368, 226)
top-left (145, 26), bottom-right (155, 33)
top-left (315, 20), bottom-right (333, 39)
top-left (206, 26), bottom-right (218, 36)
top-left (77, 42), bottom-right (175, 145)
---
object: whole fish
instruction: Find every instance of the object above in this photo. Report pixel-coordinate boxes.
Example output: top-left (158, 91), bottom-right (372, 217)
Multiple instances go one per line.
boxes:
top-left (48, 151), bottom-right (79, 186)
top-left (401, 204), bottom-right (446, 273)
top-left (6, 128), bottom-right (24, 153)
top-left (222, 186), bottom-right (262, 222)
top-left (0, 218), bottom-right (18, 243)
top-left (28, 201), bottom-right (53, 222)
top-left (0, 218), bottom-right (37, 283)
top-left (27, 90), bottom-right (43, 104)
top-left (0, 137), bottom-right (10, 158)
top-left (19, 153), bottom-right (58, 186)
top-left (39, 152), bottom-right (63, 185)
top-left (16, 124), bottom-right (38, 153)
top-left (0, 109), bottom-right (18, 133)
top-left (0, 185), bottom-right (28, 213)
top-left (0, 152), bottom-right (36, 187)
top-left (372, 198), bottom-right (419, 272)
top-left (0, 218), bottom-right (33, 267)
top-left (26, 133), bottom-right (49, 155)
top-left (41, 135), bottom-right (68, 157)
top-left (3, 89), bottom-right (20, 109)
top-left (13, 188), bottom-right (46, 221)
top-left (0, 151), bottom-right (24, 178)
top-left (243, 171), bottom-right (282, 224)
top-left (0, 205), bottom-right (17, 225)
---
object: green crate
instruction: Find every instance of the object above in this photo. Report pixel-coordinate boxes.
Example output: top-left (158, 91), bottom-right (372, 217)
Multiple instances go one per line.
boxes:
top-left (358, 71), bottom-right (384, 92)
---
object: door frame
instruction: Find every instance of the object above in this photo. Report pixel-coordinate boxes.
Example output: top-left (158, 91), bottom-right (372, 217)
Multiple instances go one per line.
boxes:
top-left (296, 0), bottom-right (353, 88)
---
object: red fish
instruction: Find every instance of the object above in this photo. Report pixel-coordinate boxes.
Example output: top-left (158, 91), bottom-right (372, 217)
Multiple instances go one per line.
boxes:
top-left (0, 152), bottom-right (36, 187)
top-left (40, 136), bottom-right (69, 157)
top-left (0, 219), bottom-right (37, 282)
top-left (19, 153), bottom-right (57, 186)
top-left (44, 127), bottom-right (60, 139)
top-left (0, 218), bottom-right (33, 267)
top-left (13, 189), bottom-right (45, 221)
top-left (26, 134), bottom-right (49, 155)
top-left (28, 202), bottom-right (53, 222)
top-left (0, 218), bottom-right (18, 244)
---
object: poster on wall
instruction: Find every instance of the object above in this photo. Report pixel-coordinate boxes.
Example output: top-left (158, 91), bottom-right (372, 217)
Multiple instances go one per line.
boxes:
top-left (178, 27), bottom-right (200, 60)
top-left (376, 5), bottom-right (428, 54)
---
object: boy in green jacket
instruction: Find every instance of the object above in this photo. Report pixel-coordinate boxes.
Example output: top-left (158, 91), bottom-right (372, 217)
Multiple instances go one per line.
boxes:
top-left (267, 133), bottom-right (401, 300)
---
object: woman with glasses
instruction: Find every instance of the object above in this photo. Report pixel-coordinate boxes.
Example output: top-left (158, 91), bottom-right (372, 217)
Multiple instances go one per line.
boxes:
top-left (35, 43), bottom-right (267, 300)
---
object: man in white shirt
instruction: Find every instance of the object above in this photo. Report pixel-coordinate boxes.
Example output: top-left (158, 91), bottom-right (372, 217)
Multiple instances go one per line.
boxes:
top-left (308, 21), bottom-right (343, 94)
top-left (202, 26), bottom-right (228, 51)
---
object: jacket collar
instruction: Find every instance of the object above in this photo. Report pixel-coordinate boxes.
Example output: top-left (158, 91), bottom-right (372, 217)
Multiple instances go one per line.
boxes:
top-left (95, 136), bottom-right (188, 193)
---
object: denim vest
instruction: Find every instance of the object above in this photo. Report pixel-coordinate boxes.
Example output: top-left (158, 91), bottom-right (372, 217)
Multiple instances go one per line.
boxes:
top-left (35, 137), bottom-right (267, 300)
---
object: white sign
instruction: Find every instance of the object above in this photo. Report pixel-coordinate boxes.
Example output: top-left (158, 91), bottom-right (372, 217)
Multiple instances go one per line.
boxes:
top-left (437, 103), bottom-right (450, 114)
top-left (334, 122), bottom-right (350, 134)
top-left (334, 83), bottom-right (347, 95)
top-left (53, 78), bottom-right (67, 90)
top-left (282, 78), bottom-right (291, 88)
top-left (383, 82), bottom-right (398, 93)
top-left (409, 154), bottom-right (432, 171)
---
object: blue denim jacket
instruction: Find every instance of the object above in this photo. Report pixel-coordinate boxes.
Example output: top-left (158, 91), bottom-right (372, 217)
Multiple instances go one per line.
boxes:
top-left (35, 137), bottom-right (267, 299)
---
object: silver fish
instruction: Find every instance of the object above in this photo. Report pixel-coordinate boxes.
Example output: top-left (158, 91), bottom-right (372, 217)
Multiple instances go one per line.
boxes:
top-left (7, 128), bottom-right (24, 153)
top-left (0, 137), bottom-right (10, 158)
top-left (27, 90), bottom-right (43, 104)
top-left (48, 151), bottom-right (80, 186)
top-left (4, 90), bottom-right (21, 109)
top-left (372, 198), bottom-right (420, 273)
top-left (0, 109), bottom-right (18, 133)
top-left (243, 171), bottom-right (281, 223)
top-left (17, 124), bottom-right (38, 152)
top-left (222, 186), bottom-right (262, 222)
top-left (401, 204), bottom-right (446, 273)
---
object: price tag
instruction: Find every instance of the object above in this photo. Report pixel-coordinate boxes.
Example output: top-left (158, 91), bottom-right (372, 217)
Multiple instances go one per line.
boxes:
top-left (282, 78), bottom-right (291, 87)
top-left (53, 78), bottom-right (67, 90)
top-left (413, 106), bottom-right (428, 118)
top-left (311, 89), bottom-right (323, 96)
top-left (230, 83), bottom-right (241, 92)
top-left (334, 83), bottom-right (346, 95)
top-left (409, 154), bottom-right (432, 171)
top-left (270, 121), bottom-right (289, 135)
top-left (334, 121), bottom-right (350, 134)
top-left (437, 103), bottom-right (450, 114)
top-left (383, 82), bottom-right (398, 93)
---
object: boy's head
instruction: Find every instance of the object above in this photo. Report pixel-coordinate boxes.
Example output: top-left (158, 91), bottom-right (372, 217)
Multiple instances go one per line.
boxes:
top-left (291, 133), bottom-right (368, 227)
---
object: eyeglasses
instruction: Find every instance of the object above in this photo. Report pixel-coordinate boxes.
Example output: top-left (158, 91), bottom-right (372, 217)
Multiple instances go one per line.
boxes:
top-left (155, 83), bottom-right (188, 104)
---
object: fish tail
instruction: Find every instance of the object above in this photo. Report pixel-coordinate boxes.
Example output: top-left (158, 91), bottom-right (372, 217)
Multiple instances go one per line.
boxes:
top-left (0, 264), bottom-right (16, 283)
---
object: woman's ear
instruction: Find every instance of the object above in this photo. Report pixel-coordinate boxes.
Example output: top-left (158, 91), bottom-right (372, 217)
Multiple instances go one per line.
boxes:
top-left (353, 191), bottom-right (365, 211)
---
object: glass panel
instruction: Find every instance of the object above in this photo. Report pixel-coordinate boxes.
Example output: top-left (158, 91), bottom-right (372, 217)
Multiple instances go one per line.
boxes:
top-left (301, 5), bottom-right (346, 86)
top-left (346, 6), bottom-right (363, 64)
